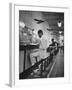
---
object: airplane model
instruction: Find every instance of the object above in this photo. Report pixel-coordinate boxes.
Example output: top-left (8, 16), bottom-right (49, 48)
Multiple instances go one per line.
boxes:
top-left (34, 19), bottom-right (45, 24)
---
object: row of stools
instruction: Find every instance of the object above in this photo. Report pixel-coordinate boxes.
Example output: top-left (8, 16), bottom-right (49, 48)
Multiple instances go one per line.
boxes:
top-left (33, 53), bottom-right (54, 76)
top-left (40, 48), bottom-right (59, 75)
top-left (40, 53), bottom-right (53, 75)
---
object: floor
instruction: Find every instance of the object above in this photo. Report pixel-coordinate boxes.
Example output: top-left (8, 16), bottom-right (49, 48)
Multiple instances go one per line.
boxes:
top-left (49, 49), bottom-right (64, 77)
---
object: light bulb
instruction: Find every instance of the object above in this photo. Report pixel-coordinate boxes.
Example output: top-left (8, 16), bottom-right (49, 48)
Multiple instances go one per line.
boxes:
top-left (58, 21), bottom-right (62, 27)
top-left (19, 21), bottom-right (25, 28)
top-left (59, 31), bottom-right (62, 34)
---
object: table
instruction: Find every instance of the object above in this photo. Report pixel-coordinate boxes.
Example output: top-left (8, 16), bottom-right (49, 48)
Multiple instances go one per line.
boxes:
top-left (20, 43), bottom-right (39, 71)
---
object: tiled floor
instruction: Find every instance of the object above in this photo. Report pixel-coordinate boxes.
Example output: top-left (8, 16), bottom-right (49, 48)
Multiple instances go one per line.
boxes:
top-left (49, 49), bottom-right (64, 77)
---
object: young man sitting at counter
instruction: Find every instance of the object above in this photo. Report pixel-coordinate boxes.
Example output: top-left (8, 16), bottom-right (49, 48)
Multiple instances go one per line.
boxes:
top-left (30, 30), bottom-right (48, 72)
top-left (49, 38), bottom-right (59, 55)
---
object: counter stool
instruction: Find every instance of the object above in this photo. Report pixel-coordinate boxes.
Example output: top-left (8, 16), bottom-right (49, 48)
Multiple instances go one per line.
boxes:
top-left (33, 56), bottom-right (40, 72)
top-left (40, 58), bottom-right (47, 75)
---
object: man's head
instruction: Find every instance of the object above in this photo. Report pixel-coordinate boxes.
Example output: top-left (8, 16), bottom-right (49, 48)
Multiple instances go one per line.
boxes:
top-left (51, 38), bottom-right (54, 43)
top-left (62, 40), bottom-right (64, 42)
top-left (38, 30), bottom-right (43, 38)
